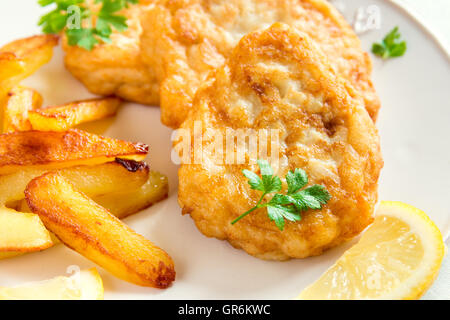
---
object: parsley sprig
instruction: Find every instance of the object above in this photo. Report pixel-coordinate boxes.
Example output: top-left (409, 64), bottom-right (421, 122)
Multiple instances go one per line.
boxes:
top-left (38, 0), bottom-right (138, 50)
top-left (231, 160), bottom-right (331, 231)
top-left (371, 26), bottom-right (407, 59)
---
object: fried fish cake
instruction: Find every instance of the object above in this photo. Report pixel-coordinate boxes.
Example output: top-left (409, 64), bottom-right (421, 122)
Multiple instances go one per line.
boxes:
top-left (176, 23), bottom-right (383, 260)
top-left (63, 0), bottom-right (159, 105)
top-left (141, 0), bottom-right (379, 128)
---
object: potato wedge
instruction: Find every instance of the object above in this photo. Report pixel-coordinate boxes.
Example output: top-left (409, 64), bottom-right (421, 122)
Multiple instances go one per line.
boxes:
top-left (29, 97), bottom-right (121, 131)
top-left (0, 268), bottom-right (103, 300)
top-left (0, 129), bottom-right (148, 175)
top-left (94, 170), bottom-right (168, 219)
top-left (16, 165), bottom-right (167, 219)
top-left (0, 160), bottom-right (149, 256)
top-left (0, 52), bottom-right (24, 80)
top-left (0, 35), bottom-right (58, 117)
top-left (2, 86), bottom-right (43, 133)
top-left (59, 159), bottom-right (150, 197)
top-left (0, 206), bottom-right (52, 252)
top-left (25, 172), bottom-right (176, 288)
top-left (0, 34), bottom-right (58, 82)
top-left (0, 53), bottom-right (24, 127)
top-left (0, 160), bottom-right (149, 204)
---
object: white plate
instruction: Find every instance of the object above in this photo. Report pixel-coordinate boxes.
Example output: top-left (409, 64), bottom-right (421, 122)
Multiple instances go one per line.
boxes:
top-left (0, 0), bottom-right (448, 299)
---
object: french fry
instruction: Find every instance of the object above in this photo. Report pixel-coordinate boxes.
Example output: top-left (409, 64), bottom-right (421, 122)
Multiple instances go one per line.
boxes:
top-left (0, 35), bottom-right (58, 126)
top-left (2, 86), bottom-right (43, 133)
top-left (59, 159), bottom-right (150, 197)
top-left (17, 168), bottom-right (168, 219)
top-left (0, 207), bottom-right (53, 252)
top-left (0, 129), bottom-right (148, 175)
top-left (0, 34), bottom-right (58, 83)
top-left (0, 52), bottom-right (24, 80)
top-left (25, 172), bottom-right (176, 288)
top-left (28, 97), bottom-right (121, 131)
top-left (18, 170), bottom-right (168, 219)
top-left (94, 170), bottom-right (168, 219)
top-left (0, 170), bottom-right (54, 253)
top-left (0, 160), bottom-right (149, 204)
top-left (0, 53), bottom-right (24, 128)
top-left (0, 160), bottom-right (150, 256)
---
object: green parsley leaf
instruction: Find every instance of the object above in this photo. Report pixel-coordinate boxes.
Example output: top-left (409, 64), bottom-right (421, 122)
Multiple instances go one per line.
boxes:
top-left (269, 193), bottom-right (292, 206)
top-left (286, 168), bottom-right (308, 194)
top-left (98, 14), bottom-right (128, 32)
top-left (231, 160), bottom-right (331, 231)
top-left (257, 159), bottom-right (282, 194)
top-left (38, 0), bottom-right (56, 6)
top-left (257, 159), bottom-right (273, 176)
top-left (38, 10), bottom-right (68, 34)
top-left (66, 28), bottom-right (98, 50)
top-left (37, 0), bottom-right (135, 50)
top-left (267, 198), bottom-right (301, 224)
top-left (242, 169), bottom-right (264, 191)
top-left (267, 205), bottom-right (287, 230)
top-left (301, 185), bottom-right (331, 205)
top-left (371, 26), bottom-right (407, 59)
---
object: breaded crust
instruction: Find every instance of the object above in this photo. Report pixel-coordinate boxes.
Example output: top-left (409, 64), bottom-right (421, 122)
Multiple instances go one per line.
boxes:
top-left (63, 1), bottom-right (159, 105)
top-left (176, 23), bottom-right (383, 260)
top-left (141, 0), bottom-right (379, 128)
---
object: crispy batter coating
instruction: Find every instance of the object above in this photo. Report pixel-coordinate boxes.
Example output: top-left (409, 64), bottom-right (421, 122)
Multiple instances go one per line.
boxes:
top-left (62, 1), bottom-right (159, 105)
top-left (176, 24), bottom-right (383, 260)
top-left (141, 0), bottom-right (379, 128)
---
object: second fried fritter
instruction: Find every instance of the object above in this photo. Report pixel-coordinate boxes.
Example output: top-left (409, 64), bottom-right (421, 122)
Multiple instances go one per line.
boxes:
top-left (141, 0), bottom-right (379, 128)
top-left (176, 23), bottom-right (383, 260)
top-left (63, 1), bottom-right (159, 105)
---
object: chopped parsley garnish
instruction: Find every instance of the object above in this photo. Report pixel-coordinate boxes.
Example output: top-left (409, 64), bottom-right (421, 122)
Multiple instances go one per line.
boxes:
top-left (372, 26), bottom-right (407, 59)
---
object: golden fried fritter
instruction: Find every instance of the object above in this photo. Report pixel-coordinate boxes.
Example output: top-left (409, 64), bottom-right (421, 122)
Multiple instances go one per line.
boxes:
top-left (63, 0), bottom-right (159, 105)
top-left (176, 23), bottom-right (383, 260)
top-left (141, 0), bottom-right (379, 128)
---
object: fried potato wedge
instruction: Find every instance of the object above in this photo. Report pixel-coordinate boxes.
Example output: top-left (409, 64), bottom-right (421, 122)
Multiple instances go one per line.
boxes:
top-left (0, 34), bottom-right (58, 82)
top-left (29, 97), bottom-right (121, 131)
top-left (0, 268), bottom-right (103, 300)
top-left (59, 159), bottom-right (150, 197)
top-left (16, 166), bottom-right (166, 219)
top-left (0, 160), bottom-right (149, 256)
top-left (2, 86), bottom-right (43, 133)
top-left (0, 129), bottom-right (148, 175)
top-left (0, 52), bottom-right (24, 80)
top-left (0, 207), bottom-right (52, 252)
top-left (0, 35), bottom-right (58, 113)
top-left (94, 170), bottom-right (168, 219)
top-left (0, 53), bottom-right (24, 128)
top-left (0, 160), bottom-right (149, 204)
top-left (0, 171), bottom-right (54, 253)
top-left (25, 172), bottom-right (176, 288)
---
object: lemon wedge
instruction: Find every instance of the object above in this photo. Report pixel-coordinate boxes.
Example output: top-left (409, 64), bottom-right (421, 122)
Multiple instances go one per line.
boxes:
top-left (0, 268), bottom-right (103, 300)
top-left (298, 201), bottom-right (445, 300)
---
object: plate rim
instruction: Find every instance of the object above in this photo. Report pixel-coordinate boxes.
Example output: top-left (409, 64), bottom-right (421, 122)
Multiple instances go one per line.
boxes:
top-left (385, 0), bottom-right (449, 58)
